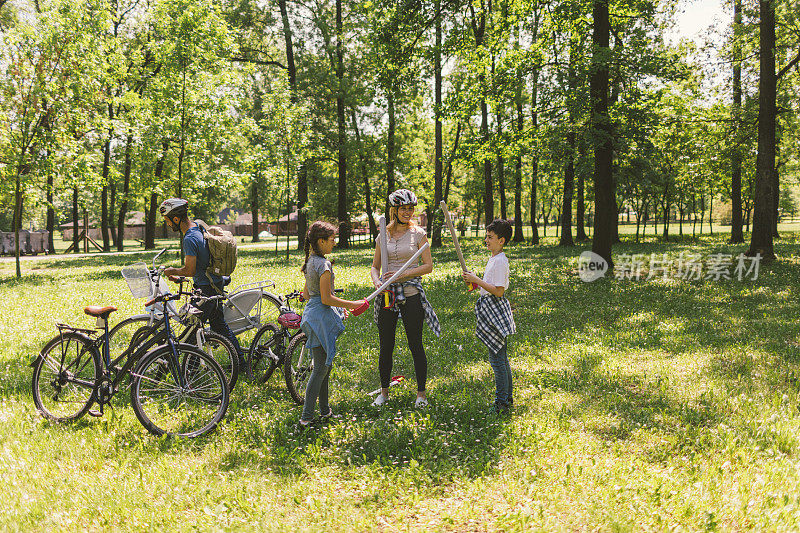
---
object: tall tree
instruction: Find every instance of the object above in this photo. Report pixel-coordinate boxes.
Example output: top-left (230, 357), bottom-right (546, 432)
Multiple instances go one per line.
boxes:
top-left (559, 27), bottom-right (579, 247)
top-left (729, 0), bottom-right (744, 243)
top-left (468, 0), bottom-right (494, 225)
top-left (334, 0), bottom-right (350, 247)
top-left (747, 0), bottom-right (777, 260)
top-left (279, 0), bottom-right (307, 250)
top-left (432, 0), bottom-right (444, 247)
top-left (590, 0), bottom-right (614, 269)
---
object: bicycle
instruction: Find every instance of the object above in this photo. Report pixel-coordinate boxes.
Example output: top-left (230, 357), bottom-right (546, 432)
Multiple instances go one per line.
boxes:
top-left (113, 251), bottom-right (239, 390)
top-left (249, 288), bottom-right (343, 405)
top-left (112, 249), bottom-right (283, 386)
top-left (31, 276), bottom-right (230, 437)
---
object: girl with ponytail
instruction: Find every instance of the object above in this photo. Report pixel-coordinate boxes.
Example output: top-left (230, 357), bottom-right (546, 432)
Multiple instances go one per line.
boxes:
top-left (296, 221), bottom-right (365, 430)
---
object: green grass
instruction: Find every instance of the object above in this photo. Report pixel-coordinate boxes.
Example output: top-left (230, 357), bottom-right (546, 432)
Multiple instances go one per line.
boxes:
top-left (2, 232), bottom-right (800, 530)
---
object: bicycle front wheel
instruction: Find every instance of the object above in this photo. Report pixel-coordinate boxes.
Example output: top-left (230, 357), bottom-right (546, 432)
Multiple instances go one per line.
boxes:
top-left (32, 332), bottom-right (100, 422)
top-left (130, 344), bottom-right (229, 437)
top-left (283, 333), bottom-right (311, 405)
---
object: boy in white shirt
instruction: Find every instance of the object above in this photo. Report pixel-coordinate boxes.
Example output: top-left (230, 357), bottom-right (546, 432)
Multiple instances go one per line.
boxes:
top-left (462, 219), bottom-right (516, 414)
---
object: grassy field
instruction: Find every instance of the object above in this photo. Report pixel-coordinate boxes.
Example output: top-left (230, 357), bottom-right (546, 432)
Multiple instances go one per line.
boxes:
top-left (2, 231), bottom-right (800, 530)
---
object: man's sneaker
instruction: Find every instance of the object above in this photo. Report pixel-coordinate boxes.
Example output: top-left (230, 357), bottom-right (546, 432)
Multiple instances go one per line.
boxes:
top-left (414, 397), bottom-right (429, 408)
top-left (371, 394), bottom-right (388, 407)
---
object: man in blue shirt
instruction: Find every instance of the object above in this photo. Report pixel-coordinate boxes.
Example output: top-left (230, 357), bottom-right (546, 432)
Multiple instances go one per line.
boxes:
top-left (160, 198), bottom-right (244, 363)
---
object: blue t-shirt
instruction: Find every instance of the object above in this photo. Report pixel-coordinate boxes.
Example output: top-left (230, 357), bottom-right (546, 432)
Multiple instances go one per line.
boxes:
top-left (183, 226), bottom-right (222, 287)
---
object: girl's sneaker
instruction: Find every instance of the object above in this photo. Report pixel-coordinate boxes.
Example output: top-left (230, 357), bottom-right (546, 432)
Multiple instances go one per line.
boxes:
top-left (321, 409), bottom-right (340, 421)
top-left (414, 397), bottom-right (429, 408)
top-left (371, 394), bottom-right (388, 407)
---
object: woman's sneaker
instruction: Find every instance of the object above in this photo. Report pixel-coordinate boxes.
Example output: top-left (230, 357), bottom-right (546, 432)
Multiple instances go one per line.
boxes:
top-left (414, 397), bottom-right (429, 408)
top-left (371, 394), bottom-right (388, 407)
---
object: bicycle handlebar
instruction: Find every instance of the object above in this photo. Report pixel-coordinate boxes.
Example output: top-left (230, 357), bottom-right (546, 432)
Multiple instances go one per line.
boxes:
top-left (284, 288), bottom-right (343, 303)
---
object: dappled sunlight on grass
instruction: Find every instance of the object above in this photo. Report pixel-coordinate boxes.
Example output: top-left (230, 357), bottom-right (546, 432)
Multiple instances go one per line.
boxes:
top-left (5, 236), bottom-right (800, 528)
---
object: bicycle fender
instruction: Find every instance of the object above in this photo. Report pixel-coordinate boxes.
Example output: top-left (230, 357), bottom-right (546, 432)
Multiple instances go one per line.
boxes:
top-left (31, 331), bottom-right (98, 367)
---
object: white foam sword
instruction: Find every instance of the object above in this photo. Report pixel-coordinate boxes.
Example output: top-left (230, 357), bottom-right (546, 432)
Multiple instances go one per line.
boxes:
top-left (352, 242), bottom-right (430, 316)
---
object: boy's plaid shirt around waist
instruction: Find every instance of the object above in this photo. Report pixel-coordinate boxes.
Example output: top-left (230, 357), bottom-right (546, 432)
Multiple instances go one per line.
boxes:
top-left (475, 294), bottom-right (516, 355)
top-left (373, 277), bottom-right (441, 337)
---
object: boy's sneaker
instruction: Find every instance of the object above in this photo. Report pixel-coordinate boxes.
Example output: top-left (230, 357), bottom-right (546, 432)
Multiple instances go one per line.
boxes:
top-left (371, 394), bottom-right (388, 407)
top-left (414, 397), bottom-right (429, 408)
top-left (296, 419), bottom-right (312, 432)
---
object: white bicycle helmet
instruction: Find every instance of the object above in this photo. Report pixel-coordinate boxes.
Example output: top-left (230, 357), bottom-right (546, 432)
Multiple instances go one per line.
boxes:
top-left (158, 198), bottom-right (188, 218)
top-left (388, 189), bottom-right (417, 206)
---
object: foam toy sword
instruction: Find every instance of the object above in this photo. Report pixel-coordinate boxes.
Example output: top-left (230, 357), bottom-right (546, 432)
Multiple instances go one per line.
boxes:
top-left (351, 242), bottom-right (430, 316)
top-left (379, 215), bottom-right (391, 308)
top-left (440, 200), bottom-right (475, 291)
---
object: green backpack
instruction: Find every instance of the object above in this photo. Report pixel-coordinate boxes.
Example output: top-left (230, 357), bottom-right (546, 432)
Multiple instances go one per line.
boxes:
top-left (195, 220), bottom-right (238, 281)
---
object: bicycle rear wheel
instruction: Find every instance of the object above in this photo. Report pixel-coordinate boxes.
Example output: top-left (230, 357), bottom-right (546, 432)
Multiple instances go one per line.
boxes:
top-left (249, 323), bottom-right (282, 384)
top-left (32, 332), bottom-right (100, 421)
top-left (130, 343), bottom-right (229, 437)
top-left (199, 331), bottom-right (239, 392)
top-left (283, 333), bottom-right (310, 405)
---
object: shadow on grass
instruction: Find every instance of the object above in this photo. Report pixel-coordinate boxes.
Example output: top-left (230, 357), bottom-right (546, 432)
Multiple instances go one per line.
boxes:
top-left (7, 237), bottom-right (800, 477)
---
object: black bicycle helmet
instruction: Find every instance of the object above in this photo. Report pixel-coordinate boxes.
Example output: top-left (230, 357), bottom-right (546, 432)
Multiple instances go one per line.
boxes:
top-left (158, 198), bottom-right (188, 218)
top-left (388, 189), bottom-right (417, 206)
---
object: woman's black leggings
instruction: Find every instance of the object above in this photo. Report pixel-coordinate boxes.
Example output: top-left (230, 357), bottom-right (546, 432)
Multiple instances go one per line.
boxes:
top-left (378, 293), bottom-right (427, 391)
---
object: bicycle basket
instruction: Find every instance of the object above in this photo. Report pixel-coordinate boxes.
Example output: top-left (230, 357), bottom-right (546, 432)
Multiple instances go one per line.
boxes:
top-left (122, 263), bottom-right (151, 298)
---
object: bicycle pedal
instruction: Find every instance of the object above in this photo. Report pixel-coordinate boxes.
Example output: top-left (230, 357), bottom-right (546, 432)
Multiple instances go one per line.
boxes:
top-left (88, 408), bottom-right (103, 417)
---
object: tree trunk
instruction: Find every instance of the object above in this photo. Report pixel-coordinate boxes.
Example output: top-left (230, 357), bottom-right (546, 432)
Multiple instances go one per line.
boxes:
top-left (386, 89), bottom-right (396, 214)
top-left (444, 122), bottom-right (462, 203)
top-left (470, 2), bottom-right (493, 225)
top-left (116, 133), bottom-right (133, 251)
top-left (46, 172), bottom-right (55, 254)
top-left (145, 193), bottom-right (159, 250)
top-left (662, 184), bottom-right (670, 241)
top-left (297, 164), bottom-right (309, 249)
top-left (101, 185), bottom-right (110, 252)
top-left (251, 178), bottom-right (259, 242)
top-left (497, 109), bottom-right (506, 220)
top-left (560, 130), bottom-right (575, 246)
top-left (709, 194), bottom-right (714, 235)
top-left (13, 170), bottom-right (22, 277)
top-left (773, 132), bottom-right (780, 238)
top-left (481, 101), bottom-right (493, 224)
top-left (109, 183), bottom-right (117, 247)
top-left (590, 0), bottom-right (614, 269)
top-left (700, 193), bottom-right (705, 234)
top-left (747, 0), bottom-right (777, 260)
top-left (513, 82), bottom-right (524, 242)
top-left (146, 140), bottom-right (169, 250)
top-left (334, 0), bottom-right (350, 248)
top-left (530, 63), bottom-right (540, 245)
top-left (576, 143), bottom-right (588, 241)
top-left (729, 0), bottom-right (744, 243)
top-left (72, 187), bottom-right (79, 254)
top-left (280, 0), bottom-right (305, 250)
top-left (432, 0), bottom-right (444, 248)
top-left (352, 109), bottom-right (377, 241)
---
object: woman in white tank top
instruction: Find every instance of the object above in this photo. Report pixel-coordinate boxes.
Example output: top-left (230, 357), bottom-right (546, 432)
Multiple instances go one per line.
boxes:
top-left (369, 189), bottom-right (440, 408)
